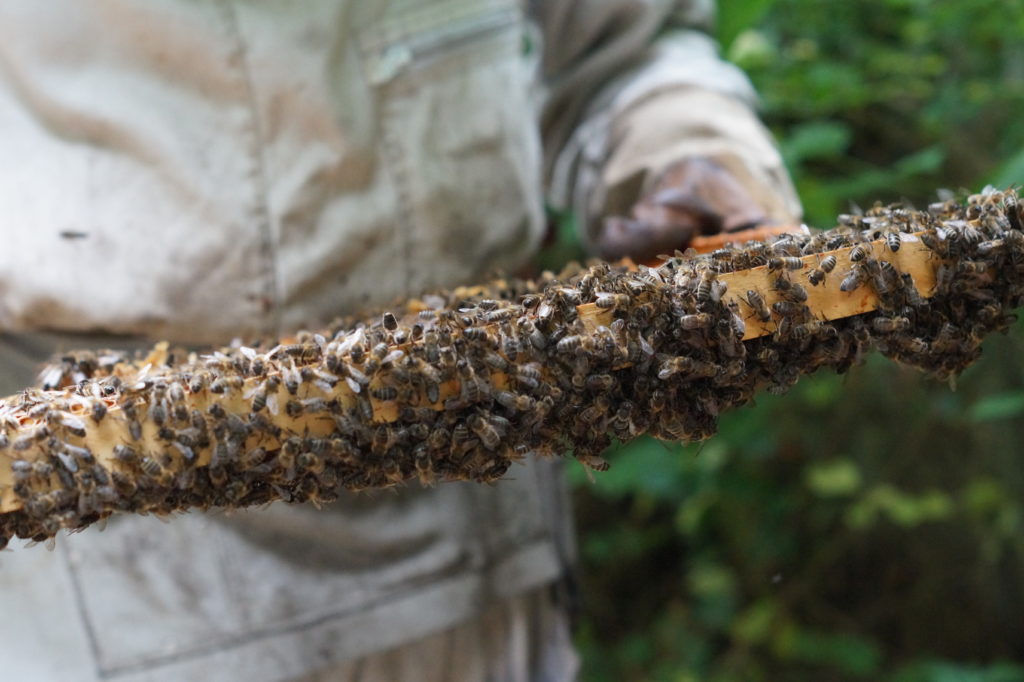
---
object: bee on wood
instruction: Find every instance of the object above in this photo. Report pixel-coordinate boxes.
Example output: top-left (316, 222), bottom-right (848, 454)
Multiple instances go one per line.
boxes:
top-left (728, 304), bottom-right (746, 339)
top-left (595, 292), bottom-right (629, 309)
top-left (872, 316), bottom-right (911, 333)
top-left (658, 356), bottom-right (695, 380)
top-left (695, 268), bottom-right (716, 305)
top-left (209, 375), bottom-right (244, 395)
top-left (148, 401), bottom-right (167, 427)
top-left (112, 444), bottom-right (139, 467)
top-left (187, 373), bottom-right (207, 394)
top-left (840, 266), bottom-right (867, 292)
top-left (468, 414), bottom-right (501, 450)
top-left (483, 307), bottom-right (517, 324)
top-left (517, 318), bottom-right (547, 350)
top-left (920, 230), bottom-right (949, 257)
top-left (849, 244), bottom-right (869, 262)
top-left (90, 400), bottom-right (108, 424)
top-left (49, 411), bottom-right (87, 437)
top-left (280, 360), bottom-right (302, 395)
top-left (556, 335), bottom-right (582, 355)
top-left (295, 450), bottom-right (325, 477)
top-left (744, 290), bottom-right (771, 323)
top-left (934, 262), bottom-right (956, 292)
top-left (495, 390), bottom-right (534, 412)
top-left (957, 260), bottom-right (988, 277)
top-left (284, 399), bottom-right (304, 418)
top-left (768, 256), bottom-right (804, 272)
top-left (902, 337), bottom-right (930, 354)
top-left (413, 444), bottom-right (435, 486)
top-left (886, 232), bottom-right (902, 252)
top-left (449, 423), bottom-right (477, 458)
top-left (250, 375), bottom-right (279, 413)
top-left (480, 351), bottom-right (509, 373)
top-left (171, 441), bottom-right (196, 465)
top-left (462, 327), bottom-right (492, 344)
top-left (139, 456), bottom-right (168, 485)
top-left (205, 403), bottom-right (226, 422)
top-left (585, 374), bottom-right (614, 393)
top-left (348, 340), bottom-right (368, 365)
top-left (772, 300), bottom-right (805, 317)
top-left (781, 281), bottom-right (808, 303)
top-left (679, 313), bottom-right (712, 330)
top-left (370, 386), bottom-right (399, 402)
top-left (167, 381), bottom-right (185, 404)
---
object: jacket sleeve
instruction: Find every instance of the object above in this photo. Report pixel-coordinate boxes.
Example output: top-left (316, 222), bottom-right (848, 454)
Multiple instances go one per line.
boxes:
top-left (531, 0), bottom-right (801, 253)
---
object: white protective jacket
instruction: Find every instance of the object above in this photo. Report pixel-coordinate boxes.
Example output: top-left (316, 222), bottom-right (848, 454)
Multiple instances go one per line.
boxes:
top-left (0, 1), bottom-right (799, 680)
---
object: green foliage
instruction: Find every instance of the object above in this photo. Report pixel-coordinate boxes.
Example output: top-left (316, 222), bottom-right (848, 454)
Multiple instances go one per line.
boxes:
top-left (568, 2), bottom-right (1024, 679)
top-left (726, 0), bottom-right (1024, 229)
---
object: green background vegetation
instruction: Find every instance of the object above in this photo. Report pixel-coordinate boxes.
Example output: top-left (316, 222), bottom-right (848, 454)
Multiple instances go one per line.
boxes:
top-left (563, 2), bottom-right (1024, 680)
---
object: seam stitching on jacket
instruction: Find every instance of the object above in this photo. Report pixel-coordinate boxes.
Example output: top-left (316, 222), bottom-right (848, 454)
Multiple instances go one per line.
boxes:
top-left (60, 546), bottom-right (106, 679)
top-left (221, 0), bottom-right (282, 337)
top-left (378, 98), bottom-right (415, 296)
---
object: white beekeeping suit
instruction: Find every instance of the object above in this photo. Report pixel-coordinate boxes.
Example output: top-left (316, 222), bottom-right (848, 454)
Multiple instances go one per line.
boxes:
top-left (0, 1), bottom-right (799, 680)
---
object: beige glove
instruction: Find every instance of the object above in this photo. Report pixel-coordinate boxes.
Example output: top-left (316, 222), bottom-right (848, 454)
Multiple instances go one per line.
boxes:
top-left (595, 86), bottom-right (802, 261)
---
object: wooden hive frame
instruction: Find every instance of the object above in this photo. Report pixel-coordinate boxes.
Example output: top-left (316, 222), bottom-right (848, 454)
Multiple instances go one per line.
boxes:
top-left (0, 188), bottom-right (1020, 546)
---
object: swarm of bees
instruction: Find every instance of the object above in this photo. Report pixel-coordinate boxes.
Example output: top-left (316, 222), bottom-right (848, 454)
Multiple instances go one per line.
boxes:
top-left (0, 188), bottom-right (1022, 548)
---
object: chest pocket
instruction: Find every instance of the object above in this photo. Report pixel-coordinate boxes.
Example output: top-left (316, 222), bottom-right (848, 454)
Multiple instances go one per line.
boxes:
top-left (352, 0), bottom-right (545, 300)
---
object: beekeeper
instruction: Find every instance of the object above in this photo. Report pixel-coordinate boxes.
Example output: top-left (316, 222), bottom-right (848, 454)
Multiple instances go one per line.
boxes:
top-left (0, 2), bottom-right (799, 680)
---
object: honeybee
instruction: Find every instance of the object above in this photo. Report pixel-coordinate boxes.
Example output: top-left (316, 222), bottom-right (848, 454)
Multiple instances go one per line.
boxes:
top-left (556, 335), bottom-right (582, 355)
top-left (679, 313), bottom-right (712, 330)
top-left (728, 305), bottom-right (746, 339)
top-left (468, 414), bottom-right (501, 450)
top-left (139, 456), bottom-right (168, 485)
top-left (743, 290), bottom-right (771, 322)
top-left (171, 441), bottom-right (196, 464)
top-left (90, 400), bottom-right (108, 424)
top-left (585, 374), bottom-right (614, 393)
top-left (52, 411), bottom-right (87, 437)
top-left (148, 401), bottom-right (167, 427)
top-left (370, 386), bottom-right (399, 402)
top-left (595, 292), bottom-right (628, 309)
top-left (767, 256), bottom-right (804, 272)
top-left (849, 244), bottom-right (869, 262)
top-left (840, 267), bottom-right (866, 292)
top-left (515, 364), bottom-right (542, 392)
top-left (695, 268), bottom-right (716, 305)
top-left (781, 282), bottom-right (808, 303)
top-left (771, 300), bottom-right (805, 317)
top-left (872, 316), bottom-right (911, 333)
top-left (209, 376), bottom-right (244, 394)
top-left (658, 356), bottom-right (695, 380)
top-left (577, 451), bottom-right (610, 472)
top-left (112, 444), bottom-right (139, 466)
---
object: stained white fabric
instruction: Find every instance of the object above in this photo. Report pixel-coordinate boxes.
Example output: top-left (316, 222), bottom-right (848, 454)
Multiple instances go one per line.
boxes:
top-left (0, 1), bottom-right (794, 680)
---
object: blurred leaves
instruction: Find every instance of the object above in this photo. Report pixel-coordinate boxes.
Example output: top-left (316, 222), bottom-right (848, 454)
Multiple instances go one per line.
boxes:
top-left (804, 459), bottom-right (862, 498)
top-left (844, 485), bottom-right (954, 530)
top-left (570, 1), bottom-right (1024, 679)
top-left (892, 660), bottom-right (1024, 682)
top-left (726, 0), bottom-right (1024, 228)
top-left (968, 391), bottom-right (1024, 422)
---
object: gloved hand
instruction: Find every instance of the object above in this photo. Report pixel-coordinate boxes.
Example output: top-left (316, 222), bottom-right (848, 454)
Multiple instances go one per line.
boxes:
top-left (597, 156), bottom-right (768, 262)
